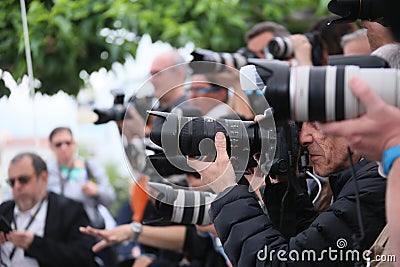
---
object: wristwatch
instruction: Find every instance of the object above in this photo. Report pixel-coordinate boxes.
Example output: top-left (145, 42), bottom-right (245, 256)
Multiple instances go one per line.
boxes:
top-left (129, 222), bottom-right (142, 243)
top-left (382, 145), bottom-right (400, 176)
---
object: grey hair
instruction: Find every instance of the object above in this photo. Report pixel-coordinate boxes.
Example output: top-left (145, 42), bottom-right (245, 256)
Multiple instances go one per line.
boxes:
top-left (371, 43), bottom-right (400, 69)
top-left (340, 29), bottom-right (368, 49)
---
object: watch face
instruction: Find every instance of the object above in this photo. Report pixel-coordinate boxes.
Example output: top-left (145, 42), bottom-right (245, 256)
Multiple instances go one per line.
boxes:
top-left (130, 222), bottom-right (142, 233)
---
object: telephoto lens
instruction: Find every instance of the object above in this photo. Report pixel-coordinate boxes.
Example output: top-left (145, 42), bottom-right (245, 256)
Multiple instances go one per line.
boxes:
top-left (148, 182), bottom-right (216, 225)
top-left (190, 48), bottom-right (249, 72)
top-left (267, 32), bottom-right (323, 66)
top-left (148, 110), bottom-right (276, 175)
top-left (240, 58), bottom-right (400, 122)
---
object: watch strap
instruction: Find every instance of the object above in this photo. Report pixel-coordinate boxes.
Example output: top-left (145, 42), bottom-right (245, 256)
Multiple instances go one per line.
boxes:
top-left (129, 222), bottom-right (142, 243)
top-left (382, 145), bottom-right (400, 176)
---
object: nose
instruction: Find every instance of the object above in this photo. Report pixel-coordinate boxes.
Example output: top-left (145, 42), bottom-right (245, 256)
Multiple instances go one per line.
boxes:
top-left (299, 122), bottom-right (313, 147)
top-left (189, 91), bottom-right (200, 99)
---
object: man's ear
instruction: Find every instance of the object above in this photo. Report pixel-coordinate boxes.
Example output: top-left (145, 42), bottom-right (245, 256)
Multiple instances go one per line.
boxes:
top-left (39, 171), bottom-right (48, 183)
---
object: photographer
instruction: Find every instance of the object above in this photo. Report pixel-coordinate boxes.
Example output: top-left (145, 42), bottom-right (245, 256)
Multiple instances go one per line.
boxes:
top-left (316, 2), bottom-right (400, 261)
top-left (244, 21), bottom-right (290, 59)
top-left (188, 126), bottom-right (386, 266)
top-left (184, 27), bottom-right (386, 266)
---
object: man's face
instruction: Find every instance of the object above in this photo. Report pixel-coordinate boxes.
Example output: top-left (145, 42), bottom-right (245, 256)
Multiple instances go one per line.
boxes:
top-left (188, 74), bottom-right (225, 115)
top-left (343, 36), bottom-right (371, 55)
top-left (299, 122), bottom-right (349, 177)
top-left (150, 56), bottom-right (184, 101)
top-left (361, 20), bottom-right (394, 51)
top-left (50, 130), bottom-right (76, 166)
top-left (8, 156), bottom-right (47, 212)
top-left (247, 31), bottom-right (276, 59)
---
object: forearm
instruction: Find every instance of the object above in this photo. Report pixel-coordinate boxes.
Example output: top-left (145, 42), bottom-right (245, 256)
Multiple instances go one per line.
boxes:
top-left (138, 225), bottom-right (186, 251)
top-left (387, 157), bottom-right (400, 262)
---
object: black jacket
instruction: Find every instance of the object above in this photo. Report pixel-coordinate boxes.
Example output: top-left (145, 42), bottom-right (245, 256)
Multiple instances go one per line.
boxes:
top-left (0, 192), bottom-right (98, 267)
top-left (210, 160), bottom-right (386, 267)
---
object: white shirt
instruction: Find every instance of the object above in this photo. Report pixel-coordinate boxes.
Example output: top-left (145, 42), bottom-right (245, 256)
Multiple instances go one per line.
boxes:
top-left (204, 103), bottom-right (233, 119)
top-left (1, 198), bottom-right (48, 267)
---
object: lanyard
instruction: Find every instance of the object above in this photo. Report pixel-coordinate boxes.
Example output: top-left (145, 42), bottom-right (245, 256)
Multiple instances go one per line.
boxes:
top-left (9, 197), bottom-right (46, 261)
top-left (59, 165), bottom-right (74, 196)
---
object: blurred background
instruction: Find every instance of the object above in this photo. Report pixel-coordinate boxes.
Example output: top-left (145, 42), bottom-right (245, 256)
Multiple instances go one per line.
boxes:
top-left (0, 0), bottom-right (332, 216)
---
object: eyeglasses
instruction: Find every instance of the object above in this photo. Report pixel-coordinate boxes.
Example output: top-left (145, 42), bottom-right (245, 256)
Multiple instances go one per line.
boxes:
top-left (7, 174), bottom-right (35, 187)
top-left (53, 140), bottom-right (73, 148)
top-left (189, 86), bottom-right (221, 94)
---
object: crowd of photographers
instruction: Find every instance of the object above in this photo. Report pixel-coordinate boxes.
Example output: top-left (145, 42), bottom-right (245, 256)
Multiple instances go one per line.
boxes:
top-left (85, 1), bottom-right (400, 266)
top-left (2, 0), bottom-right (400, 267)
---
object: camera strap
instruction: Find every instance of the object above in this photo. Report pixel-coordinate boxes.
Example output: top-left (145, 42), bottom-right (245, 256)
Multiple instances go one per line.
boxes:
top-left (279, 121), bottom-right (306, 238)
top-left (9, 197), bottom-right (47, 261)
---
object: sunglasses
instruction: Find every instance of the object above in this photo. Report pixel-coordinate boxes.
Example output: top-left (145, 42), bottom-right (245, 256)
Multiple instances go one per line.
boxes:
top-left (53, 140), bottom-right (73, 148)
top-left (7, 174), bottom-right (34, 187)
top-left (189, 86), bottom-right (221, 94)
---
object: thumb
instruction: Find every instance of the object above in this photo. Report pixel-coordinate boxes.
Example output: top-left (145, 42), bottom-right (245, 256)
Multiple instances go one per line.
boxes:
top-left (92, 239), bottom-right (109, 253)
top-left (214, 132), bottom-right (228, 159)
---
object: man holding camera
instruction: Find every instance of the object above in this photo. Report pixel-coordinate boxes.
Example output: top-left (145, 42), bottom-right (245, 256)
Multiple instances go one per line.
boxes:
top-left (188, 121), bottom-right (386, 266)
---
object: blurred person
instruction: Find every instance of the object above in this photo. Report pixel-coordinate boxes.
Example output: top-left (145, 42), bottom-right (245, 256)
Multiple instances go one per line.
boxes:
top-left (361, 20), bottom-right (395, 52)
top-left (309, 15), bottom-right (358, 55)
top-left (371, 43), bottom-right (400, 69)
top-left (47, 127), bottom-right (116, 229)
top-left (149, 50), bottom-right (189, 128)
top-left (81, 173), bottom-right (231, 267)
top-left (341, 29), bottom-right (372, 55)
top-left (111, 49), bottom-right (194, 267)
top-left (46, 126), bottom-right (117, 267)
top-left (242, 22), bottom-right (290, 116)
top-left (188, 124), bottom-right (386, 266)
top-left (244, 21), bottom-right (290, 59)
top-left (188, 73), bottom-right (232, 118)
top-left (0, 152), bottom-right (98, 267)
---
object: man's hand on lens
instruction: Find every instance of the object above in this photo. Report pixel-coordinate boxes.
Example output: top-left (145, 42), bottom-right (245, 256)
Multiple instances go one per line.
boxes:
top-left (291, 34), bottom-right (313, 66)
top-left (318, 77), bottom-right (400, 161)
top-left (187, 132), bottom-right (236, 194)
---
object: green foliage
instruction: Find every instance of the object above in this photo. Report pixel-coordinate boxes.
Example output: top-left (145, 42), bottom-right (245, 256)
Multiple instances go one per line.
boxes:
top-left (104, 163), bottom-right (131, 217)
top-left (0, 0), bottom-right (328, 96)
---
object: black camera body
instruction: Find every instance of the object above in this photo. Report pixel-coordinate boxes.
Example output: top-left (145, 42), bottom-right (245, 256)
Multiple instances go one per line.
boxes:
top-left (93, 89), bottom-right (154, 125)
top-left (267, 32), bottom-right (324, 66)
top-left (328, 0), bottom-right (400, 41)
top-left (148, 111), bottom-right (275, 175)
top-left (190, 48), bottom-right (251, 73)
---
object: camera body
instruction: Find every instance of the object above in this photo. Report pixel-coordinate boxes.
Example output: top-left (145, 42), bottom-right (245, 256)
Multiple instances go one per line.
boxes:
top-left (93, 90), bottom-right (154, 125)
top-left (328, 0), bottom-right (400, 41)
top-left (148, 111), bottom-right (275, 175)
top-left (190, 48), bottom-right (252, 73)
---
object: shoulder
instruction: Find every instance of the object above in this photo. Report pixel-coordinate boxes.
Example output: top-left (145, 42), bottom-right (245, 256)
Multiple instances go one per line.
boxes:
top-left (0, 200), bottom-right (14, 214)
top-left (355, 161), bottom-right (386, 190)
top-left (48, 192), bottom-right (85, 210)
